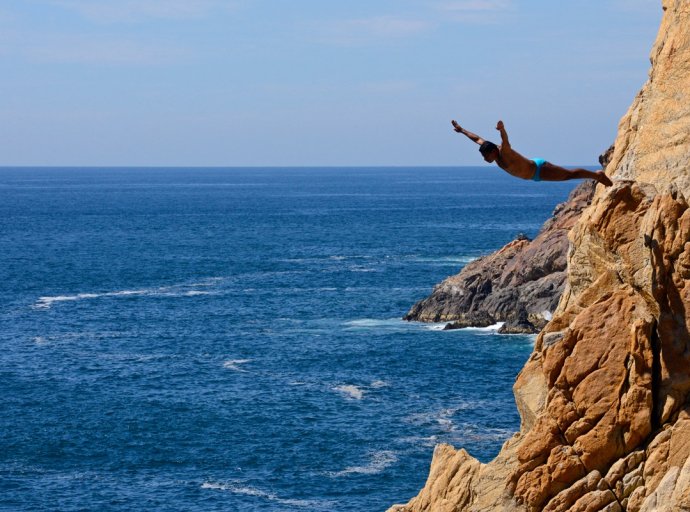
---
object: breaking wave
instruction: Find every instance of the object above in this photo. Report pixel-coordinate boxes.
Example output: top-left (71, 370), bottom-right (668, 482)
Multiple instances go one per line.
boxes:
top-left (32, 280), bottom-right (221, 310)
top-left (201, 481), bottom-right (329, 508)
top-left (330, 450), bottom-right (398, 477)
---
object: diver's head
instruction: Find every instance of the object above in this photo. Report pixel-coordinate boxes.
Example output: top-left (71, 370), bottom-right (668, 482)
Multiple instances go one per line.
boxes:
top-left (479, 141), bottom-right (499, 163)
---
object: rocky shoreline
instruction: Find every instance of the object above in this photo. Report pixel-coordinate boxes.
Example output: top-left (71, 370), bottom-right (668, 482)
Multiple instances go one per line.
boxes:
top-left (404, 178), bottom-right (598, 334)
top-left (391, 1), bottom-right (690, 510)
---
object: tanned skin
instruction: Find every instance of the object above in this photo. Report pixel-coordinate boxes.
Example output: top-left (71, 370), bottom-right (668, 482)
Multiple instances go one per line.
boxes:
top-left (451, 120), bottom-right (613, 187)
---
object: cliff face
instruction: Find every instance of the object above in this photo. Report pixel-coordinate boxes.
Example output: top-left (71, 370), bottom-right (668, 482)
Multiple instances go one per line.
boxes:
top-left (390, 1), bottom-right (690, 511)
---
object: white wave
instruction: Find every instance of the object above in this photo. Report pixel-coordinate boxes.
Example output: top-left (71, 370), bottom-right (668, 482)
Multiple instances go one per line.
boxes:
top-left (347, 318), bottom-right (507, 333)
top-left (32, 281), bottom-right (220, 309)
top-left (34, 293), bottom-right (99, 309)
top-left (223, 359), bottom-right (252, 372)
top-left (201, 482), bottom-right (326, 508)
top-left (404, 407), bottom-right (463, 432)
top-left (436, 407), bottom-right (459, 432)
top-left (397, 435), bottom-right (439, 447)
top-left (333, 380), bottom-right (388, 399)
top-left (32, 336), bottom-right (47, 344)
top-left (330, 450), bottom-right (398, 477)
top-left (190, 277), bottom-right (225, 285)
top-left (344, 318), bottom-right (406, 329)
top-left (348, 265), bottom-right (378, 273)
top-left (444, 322), bottom-right (505, 332)
top-left (437, 417), bottom-right (454, 431)
top-left (333, 385), bottom-right (364, 400)
top-left (405, 403), bottom-right (515, 440)
top-left (424, 322), bottom-right (452, 331)
top-left (441, 321), bottom-right (538, 338)
top-left (180, 290), bottom-right (212, 297)
top-left (345, 318), bottom-right (392, 327)
top-left (408, 255), bottom-right (478, 265)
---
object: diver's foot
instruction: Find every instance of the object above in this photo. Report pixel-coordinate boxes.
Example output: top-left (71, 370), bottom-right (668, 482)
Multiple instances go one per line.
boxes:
top-left (596, 170), bottom-right (613, 187)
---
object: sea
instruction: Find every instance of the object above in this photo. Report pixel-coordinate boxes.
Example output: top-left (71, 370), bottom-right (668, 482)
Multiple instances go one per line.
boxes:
top-left (0, 167), bottom-right (577, 511)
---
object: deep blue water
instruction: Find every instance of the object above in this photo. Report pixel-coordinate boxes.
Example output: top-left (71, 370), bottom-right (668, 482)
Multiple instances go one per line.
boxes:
top-left (0, 167), bottom-right (576, 511)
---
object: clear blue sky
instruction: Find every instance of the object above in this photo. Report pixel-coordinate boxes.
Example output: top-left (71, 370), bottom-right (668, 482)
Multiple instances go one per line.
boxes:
top-left (0, 0), bottom-right (661, 166)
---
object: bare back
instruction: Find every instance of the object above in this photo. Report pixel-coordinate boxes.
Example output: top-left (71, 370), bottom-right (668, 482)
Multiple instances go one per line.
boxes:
top-left (496, 145), bottom-right (535, 180)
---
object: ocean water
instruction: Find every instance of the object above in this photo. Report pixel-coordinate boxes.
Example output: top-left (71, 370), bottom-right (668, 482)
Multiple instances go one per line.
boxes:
top-left (0, 167), bottom-right (576, 511)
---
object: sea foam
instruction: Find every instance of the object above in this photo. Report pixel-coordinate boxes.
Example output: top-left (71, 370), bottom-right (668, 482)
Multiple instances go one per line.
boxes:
top-left (407, 255), bottom-right (478, 266)
top-left (443, 322), bottom-right (505, 332)
top-left (330, 450), bottom-right (398, 477)
top-left (201, 481), bottom-right (327, 508)
top-left (333, 385), bottom-right (364, 400)
top-left (343, 318), bottom-right (409, 331)
top-left (32, 280), bottom-right (220, 309)
top-left (223, 359), bottom-right (252, 372)
top-left (404, 406), bottom-right (463, 432)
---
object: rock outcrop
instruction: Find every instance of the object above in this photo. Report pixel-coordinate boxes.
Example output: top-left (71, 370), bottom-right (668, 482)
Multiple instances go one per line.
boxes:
top-left (390, 1), bottom-right (690, 511)
top-left (404, 181), bottom-right (597, 333)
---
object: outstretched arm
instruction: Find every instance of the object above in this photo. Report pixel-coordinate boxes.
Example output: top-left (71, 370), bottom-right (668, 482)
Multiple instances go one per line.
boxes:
top-left (496, 120), bottom-right (510, 148)
top-left (452, 120), bottom-right (485, 146)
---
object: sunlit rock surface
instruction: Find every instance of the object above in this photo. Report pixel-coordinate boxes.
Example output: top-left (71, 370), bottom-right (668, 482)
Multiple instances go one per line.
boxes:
top-left (390, 1), bottom-right (690, 510)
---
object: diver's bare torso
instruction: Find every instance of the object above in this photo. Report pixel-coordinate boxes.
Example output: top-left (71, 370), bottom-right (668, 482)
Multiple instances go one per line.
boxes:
top-left (494, 146), bottom-right (535, 180)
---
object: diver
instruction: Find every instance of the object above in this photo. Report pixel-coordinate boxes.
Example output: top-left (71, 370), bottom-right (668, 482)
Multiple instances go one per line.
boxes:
top-left (452, 119), bottom-right (613, 186)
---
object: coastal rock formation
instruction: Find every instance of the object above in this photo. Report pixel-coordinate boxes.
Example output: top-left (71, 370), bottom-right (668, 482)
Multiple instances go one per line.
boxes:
top-left (390, 1), bottom-right (690, 511)
top-left (404, 181), bottom-right (596, 334)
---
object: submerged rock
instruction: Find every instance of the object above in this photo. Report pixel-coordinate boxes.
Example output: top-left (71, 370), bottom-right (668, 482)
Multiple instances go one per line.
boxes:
top-left (390, 2), bottom-right (690, 510)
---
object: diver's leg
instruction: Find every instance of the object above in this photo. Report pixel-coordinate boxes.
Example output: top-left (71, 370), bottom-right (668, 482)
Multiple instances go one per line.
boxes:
top-left (540, 162), bottom-right (612, 186)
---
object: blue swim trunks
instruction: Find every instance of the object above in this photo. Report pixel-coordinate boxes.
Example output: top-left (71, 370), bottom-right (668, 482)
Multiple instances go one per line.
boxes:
top-left (532, 158), bottom-right (547, 182)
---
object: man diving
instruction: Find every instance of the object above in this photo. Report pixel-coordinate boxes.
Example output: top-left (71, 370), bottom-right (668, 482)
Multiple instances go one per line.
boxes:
top-left (452, 119), bottom-right (613, 187)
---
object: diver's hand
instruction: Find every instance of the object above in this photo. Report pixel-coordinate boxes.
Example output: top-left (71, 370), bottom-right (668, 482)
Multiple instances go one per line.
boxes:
top-left (451, 120), bottom-right (463, 133)
top-left (496, 120), bottom-right (504, 131)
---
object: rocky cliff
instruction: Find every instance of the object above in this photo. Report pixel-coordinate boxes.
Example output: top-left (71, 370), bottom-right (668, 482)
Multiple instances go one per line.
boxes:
top-left (404, 128), bottom-right (615, 336)
top-left (404, 180), bottom-right (596, 334)
top-left (390, 1), bottom-right (690, 511)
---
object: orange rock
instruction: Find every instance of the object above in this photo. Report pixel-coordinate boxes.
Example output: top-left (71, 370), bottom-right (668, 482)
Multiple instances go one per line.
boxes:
top-left (389, 2), bottom-right (690, 511)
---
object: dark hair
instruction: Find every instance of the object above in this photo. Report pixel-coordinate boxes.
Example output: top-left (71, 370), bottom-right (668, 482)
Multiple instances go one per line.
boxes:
top-left (479, 141), bottom-right (498, 157)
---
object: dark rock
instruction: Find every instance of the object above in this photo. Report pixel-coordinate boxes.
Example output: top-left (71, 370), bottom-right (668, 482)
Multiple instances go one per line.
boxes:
top-left (498, 323), bottom-right (536, 334)
top-left (404, 165), bottom-right (602, 329)
top-left (599, 144), bottom-right (615, 169)
top-left (442, 311), bottom-right (495, 330)
top-left (498, 310), bottom-right (537, 334)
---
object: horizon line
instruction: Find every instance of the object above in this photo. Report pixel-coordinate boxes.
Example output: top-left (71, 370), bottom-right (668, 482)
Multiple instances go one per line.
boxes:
top-left (0, 164), bottom-right (600, 170)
